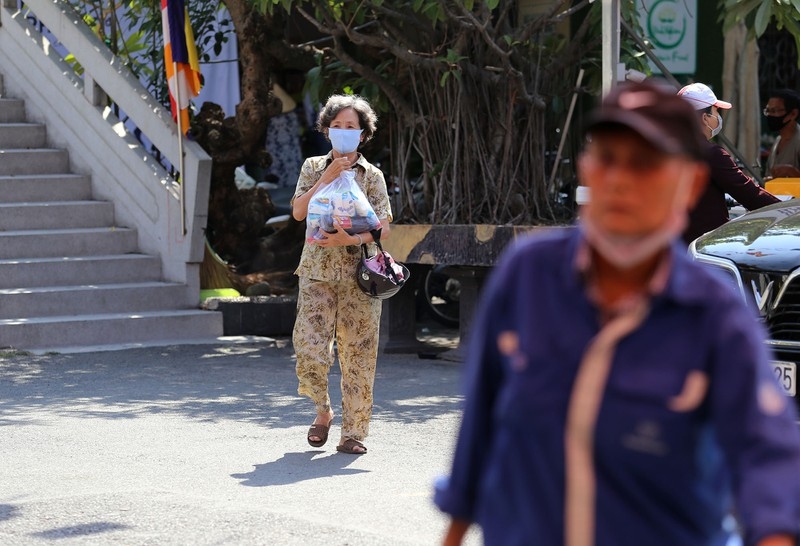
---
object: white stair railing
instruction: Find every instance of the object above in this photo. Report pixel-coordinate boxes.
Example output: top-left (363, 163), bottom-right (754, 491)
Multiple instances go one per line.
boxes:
top-left (0, 0), bottom-right (212, 295)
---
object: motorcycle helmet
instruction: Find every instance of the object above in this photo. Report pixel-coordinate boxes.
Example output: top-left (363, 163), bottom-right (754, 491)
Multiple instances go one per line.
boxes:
top-left (357, 254), bottom-right (410, 299)
top-left (355, 229), bottom-right (411, 299)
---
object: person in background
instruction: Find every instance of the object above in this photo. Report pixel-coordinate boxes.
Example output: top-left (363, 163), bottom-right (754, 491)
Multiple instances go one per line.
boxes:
top-left (677, 82), bottom-right (779, 243)
top-left (764, 88), bottom-right (800, 180)
top-left (291, 94), bottom-right (391, 456)
top-left (434, 81), bottom-right (800, 546)
top-left (264, 83), bottom-right (304, 188)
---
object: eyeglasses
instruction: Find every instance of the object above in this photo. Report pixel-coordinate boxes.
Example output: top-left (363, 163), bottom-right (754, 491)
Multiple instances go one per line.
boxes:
top-left (763, 107), bottom-right (787, 116)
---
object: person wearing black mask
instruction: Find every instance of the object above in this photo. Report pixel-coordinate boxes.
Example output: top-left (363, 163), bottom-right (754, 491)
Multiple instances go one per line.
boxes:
top-left (764, 88), bottom-right (800, 180)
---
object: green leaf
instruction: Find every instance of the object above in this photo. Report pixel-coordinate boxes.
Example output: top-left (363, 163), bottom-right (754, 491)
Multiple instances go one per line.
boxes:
top-left (304, 65), bottom-right (323, 106)
top-left (486, 0), bottom-right (500, 10)
top-left (754, 0), bottom-right (773, 36)
top-left (445, 48), bottom-right (465, 63)
top-left (122, 33), bottom-right (146, 54)
top-left (793, 32), bottom-right (800, 68)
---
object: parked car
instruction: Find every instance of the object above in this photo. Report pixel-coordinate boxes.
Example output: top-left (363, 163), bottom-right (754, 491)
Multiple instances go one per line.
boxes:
top-left (689, 198), bottom-right (800, 407)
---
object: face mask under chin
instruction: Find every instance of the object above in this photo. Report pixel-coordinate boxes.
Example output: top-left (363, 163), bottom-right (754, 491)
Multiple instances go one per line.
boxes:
top-left (581, 212), bottom-right (686, 270)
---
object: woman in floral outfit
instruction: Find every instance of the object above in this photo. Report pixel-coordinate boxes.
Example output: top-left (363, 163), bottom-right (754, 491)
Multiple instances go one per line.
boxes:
top-left (291, 94), bottom-right (391, 455)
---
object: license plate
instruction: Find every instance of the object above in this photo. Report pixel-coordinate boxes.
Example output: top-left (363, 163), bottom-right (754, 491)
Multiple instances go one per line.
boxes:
top-left (772, 361), bottom-right (797, 397)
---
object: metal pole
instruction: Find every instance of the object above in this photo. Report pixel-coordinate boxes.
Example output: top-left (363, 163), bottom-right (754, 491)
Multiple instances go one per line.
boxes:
top-left (619, 18), bottom-right (679, 88)
top-left (601, 0), bottom-right (620, 95)
top-left (549, 68), bottom-right (585, 193)
top-left (173, 61), bottom-right (186, 236)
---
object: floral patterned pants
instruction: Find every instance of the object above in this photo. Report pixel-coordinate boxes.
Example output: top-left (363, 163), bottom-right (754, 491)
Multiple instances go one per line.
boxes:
top-left (293, 276), bottom-right (382, 442)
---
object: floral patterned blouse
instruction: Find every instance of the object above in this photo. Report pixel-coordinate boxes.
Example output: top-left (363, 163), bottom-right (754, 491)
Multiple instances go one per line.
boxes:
top-left (293, 153), bottom-right (392, 281)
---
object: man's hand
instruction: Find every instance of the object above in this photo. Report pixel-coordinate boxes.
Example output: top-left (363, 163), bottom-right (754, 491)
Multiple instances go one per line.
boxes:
top-left (757, 534), bottom-right (795, 546)
top-left (768, 164), bottom-right (800, 179)
top-left (442, 519), bottom-right (470, 546)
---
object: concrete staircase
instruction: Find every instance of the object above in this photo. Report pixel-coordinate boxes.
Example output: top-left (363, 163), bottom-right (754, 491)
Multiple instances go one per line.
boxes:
top-left (0, 76), bottom-right (223, 352)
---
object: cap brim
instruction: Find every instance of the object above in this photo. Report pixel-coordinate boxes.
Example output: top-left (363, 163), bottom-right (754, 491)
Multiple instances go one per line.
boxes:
top-left (586, 110), bottom-right (684, 156)
top-left (714, 99), bottom-right (732, 109)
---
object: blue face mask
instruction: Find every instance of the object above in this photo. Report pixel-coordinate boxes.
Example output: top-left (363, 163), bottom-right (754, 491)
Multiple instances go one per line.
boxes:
top-left (328, 128), bottom-right (363, 153)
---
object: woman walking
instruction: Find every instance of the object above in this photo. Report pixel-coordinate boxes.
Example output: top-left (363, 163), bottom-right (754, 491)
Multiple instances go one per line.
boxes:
top-left (291, 94), bottom-right (392, 455)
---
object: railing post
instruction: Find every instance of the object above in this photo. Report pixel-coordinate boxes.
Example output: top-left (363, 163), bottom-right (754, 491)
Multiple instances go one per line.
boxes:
top-left (82, 73), bottom-right (106, 106)
top-left (0, 0), bottom-right (16, 28)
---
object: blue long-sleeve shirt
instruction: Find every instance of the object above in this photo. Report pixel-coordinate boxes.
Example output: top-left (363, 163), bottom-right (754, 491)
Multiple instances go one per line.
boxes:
top-left (434, 228), bottom-right (800, 546)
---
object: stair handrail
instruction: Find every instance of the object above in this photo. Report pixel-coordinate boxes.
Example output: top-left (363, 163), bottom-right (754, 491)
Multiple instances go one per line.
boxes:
top-left (0, 0), bottom-right (212, 288)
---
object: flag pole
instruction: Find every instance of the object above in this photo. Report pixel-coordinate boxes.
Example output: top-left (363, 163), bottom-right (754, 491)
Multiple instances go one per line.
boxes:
top-left (174, 60), bottom-right (187, 237)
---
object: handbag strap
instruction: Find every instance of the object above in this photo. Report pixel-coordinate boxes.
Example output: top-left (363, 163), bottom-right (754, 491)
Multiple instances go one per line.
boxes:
top-left (360, 229), bottom-right (381, 258)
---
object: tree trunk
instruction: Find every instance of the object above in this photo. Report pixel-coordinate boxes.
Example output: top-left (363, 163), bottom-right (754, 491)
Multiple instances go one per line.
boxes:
top-left (191, 0), bottom-right (314, 293)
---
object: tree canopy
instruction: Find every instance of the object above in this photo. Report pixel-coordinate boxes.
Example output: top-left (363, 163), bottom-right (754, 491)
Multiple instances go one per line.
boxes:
top-left (61, 0), bottom-right (800, 285)
top-left (721, 0), bottom-right (800, 64)
top-left (231, 0), bottom-right (623, 226)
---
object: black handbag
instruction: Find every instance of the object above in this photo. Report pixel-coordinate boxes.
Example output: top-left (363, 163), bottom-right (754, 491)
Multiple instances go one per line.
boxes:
top-left (356, 229), bottom-right (410, 299)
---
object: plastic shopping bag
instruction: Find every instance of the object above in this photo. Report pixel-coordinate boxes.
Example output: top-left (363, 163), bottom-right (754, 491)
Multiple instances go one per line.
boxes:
top-left (305, 170), bottom-right (382, 242)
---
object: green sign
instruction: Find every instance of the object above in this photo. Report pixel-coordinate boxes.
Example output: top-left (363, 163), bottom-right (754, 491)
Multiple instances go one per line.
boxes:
top-left (639, 0), bottom-right (697, 74)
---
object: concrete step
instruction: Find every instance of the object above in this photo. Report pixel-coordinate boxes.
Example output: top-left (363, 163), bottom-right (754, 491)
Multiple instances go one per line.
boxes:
top-left (0, 73), bottom-right (225, 351)
top-left (0, 254), bottom-right (162, 288)
top-left (0, 227), bottom-right (138, 259)
top-left (0, 123), bottom-right (47, 148)
top-left (0, 149), bottom-right (69, 175)
top-left (0, 310), bottom-right (223, 351)
top-left (0, 282), bottom-right (192, 319)
top-left (0, 98), bottom-right (25, 122)
top-left (0, 201), bottom-right (114, 230)
top-left (0, 174), bottom-right (92, 202)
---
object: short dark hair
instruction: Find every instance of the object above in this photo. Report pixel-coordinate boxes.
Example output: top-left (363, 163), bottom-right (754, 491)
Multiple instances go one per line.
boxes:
top-left (770, 88), bottom-right (800, 113)
top-left (316, 94), bottom-right (378, 142)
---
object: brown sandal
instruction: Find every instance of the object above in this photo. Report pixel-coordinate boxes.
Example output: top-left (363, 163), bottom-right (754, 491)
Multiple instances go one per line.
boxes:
top-left (336, 438), bottom-right (367, 455)
top-left (307, 417), bottom-right (333, 448)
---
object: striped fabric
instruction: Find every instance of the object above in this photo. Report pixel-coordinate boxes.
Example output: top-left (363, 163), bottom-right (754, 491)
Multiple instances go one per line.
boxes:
top-left (161, 0), bottom-right (201, 134)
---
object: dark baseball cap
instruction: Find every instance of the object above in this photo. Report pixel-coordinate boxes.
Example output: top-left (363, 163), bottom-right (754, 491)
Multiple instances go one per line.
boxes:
top-left (585, 81), bottom-right (709, 161)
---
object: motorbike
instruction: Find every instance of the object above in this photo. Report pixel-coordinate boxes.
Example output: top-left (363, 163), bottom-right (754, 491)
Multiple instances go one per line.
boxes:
top-left (416, 265), bottom-right (460, 328)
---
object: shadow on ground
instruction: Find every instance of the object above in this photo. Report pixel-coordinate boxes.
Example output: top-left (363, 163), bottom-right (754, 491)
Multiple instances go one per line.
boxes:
top-left (0, 327), bottom-right (464, 431)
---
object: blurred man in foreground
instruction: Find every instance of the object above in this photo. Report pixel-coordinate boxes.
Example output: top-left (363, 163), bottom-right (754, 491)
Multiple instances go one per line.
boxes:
top-left (435, 81), bottom-right (800, 546)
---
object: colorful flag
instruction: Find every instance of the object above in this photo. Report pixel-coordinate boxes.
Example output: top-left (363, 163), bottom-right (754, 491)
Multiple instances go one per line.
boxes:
top-left (161, 0), bottom-right (201, 134)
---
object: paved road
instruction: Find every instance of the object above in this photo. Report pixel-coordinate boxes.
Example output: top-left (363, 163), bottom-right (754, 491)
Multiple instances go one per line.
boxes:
top-left (0, 338), bottom-right (482, 545)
